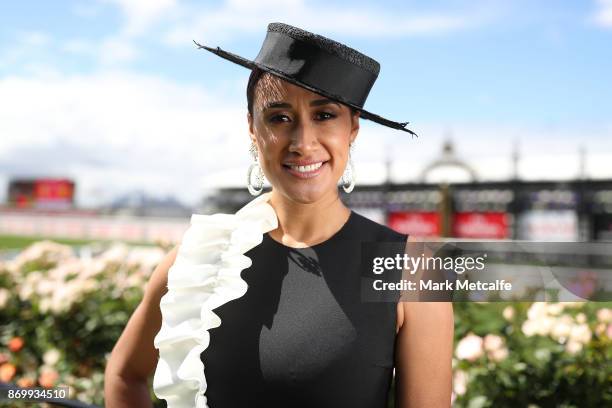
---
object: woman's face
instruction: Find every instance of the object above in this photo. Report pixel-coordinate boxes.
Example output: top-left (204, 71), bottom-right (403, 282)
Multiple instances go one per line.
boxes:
top-left (248, 75), bottom-right (360, 204)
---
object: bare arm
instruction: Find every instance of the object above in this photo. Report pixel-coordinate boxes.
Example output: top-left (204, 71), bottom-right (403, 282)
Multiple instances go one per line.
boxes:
top-left (104, 245), bottom-right (179, 408)
top-left (394, 301), bottom-right (454, 408)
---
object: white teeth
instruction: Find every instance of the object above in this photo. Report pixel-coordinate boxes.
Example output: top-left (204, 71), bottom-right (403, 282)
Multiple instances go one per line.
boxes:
top-left (289, 162), bottom-right (323, 172)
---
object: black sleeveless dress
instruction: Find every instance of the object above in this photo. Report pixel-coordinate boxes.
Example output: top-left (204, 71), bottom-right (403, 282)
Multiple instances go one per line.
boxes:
top-left (200, 210), bottom-right (408, 408)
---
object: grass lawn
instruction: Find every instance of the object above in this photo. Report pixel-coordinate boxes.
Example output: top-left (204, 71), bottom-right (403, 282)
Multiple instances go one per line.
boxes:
top-left (0, 234), bottom-right (154, 250)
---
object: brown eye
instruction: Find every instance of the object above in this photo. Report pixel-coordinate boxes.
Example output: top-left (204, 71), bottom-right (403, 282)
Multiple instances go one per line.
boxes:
top-left (316, 112), bottom-right (336, 121)
top-left (269, 114), bottom-right (290, 123)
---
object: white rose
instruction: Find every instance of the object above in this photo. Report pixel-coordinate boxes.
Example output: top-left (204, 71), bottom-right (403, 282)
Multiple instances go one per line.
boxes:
top-left (39, 297), bottom-right (52, 314)
top-left (502, 306), bottom-right (514, 321)
top-left (127, 247), bottom-right (165, 270)
top-left (522, 320), bottom-right (538, 337)
top-left (546, 303), bottom-right (564, 316)
top-left (0, 288), bottom-right (10, 308)
top-left (527, 302), bottom-right (547, 320)
top-left (565, 340), bottom-right (583, 354)
top-left (489, 347), bottom-right (509, 362)
top-left (551, 318), bottom-right (572, 342)
top-left (596, 308), bottom-right (612, 323)
top-left (43, 349), bottom-right (61, 366)
top-left (453, 370), bottom-right (468, 396)
top-left (100, 244), bottom-right (129, 264)
top-left (36, 279), bottom-right (56, 296)
top-left (19, 282), bottom-right (35, 302)
top-left (483, 334), bottom-right (504, 352)
top-left (535, 316), bottom-right (555, 336)
top-left (569, 323), bottom-right (592, 344)
top-left (455, 333), bottom-right (484, 361)
top-left (560, 301), bottom-right (583, 309)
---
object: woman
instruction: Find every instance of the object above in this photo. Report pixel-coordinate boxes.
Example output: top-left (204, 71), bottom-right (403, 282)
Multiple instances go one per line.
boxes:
top-left (104, 22), bottom-right (453, 408)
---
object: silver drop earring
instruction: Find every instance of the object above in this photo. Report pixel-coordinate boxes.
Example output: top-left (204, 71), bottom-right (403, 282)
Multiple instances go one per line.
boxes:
top-left (341, 142), bottom-right (355, 193)
top-left (247, 142), bottom-right (265, 196)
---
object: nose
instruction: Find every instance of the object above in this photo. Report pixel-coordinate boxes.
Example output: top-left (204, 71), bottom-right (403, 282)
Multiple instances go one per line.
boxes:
top-left (288, 116), bottom-right (318, 155)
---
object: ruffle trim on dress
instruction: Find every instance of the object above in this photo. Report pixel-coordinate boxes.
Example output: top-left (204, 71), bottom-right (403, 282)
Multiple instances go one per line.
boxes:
top-left (152, 192), bottom-right (278, 408)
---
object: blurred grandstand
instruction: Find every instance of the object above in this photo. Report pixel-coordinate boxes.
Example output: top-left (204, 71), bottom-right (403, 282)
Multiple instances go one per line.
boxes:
top-left (1, 141), bottom-right (611, 243)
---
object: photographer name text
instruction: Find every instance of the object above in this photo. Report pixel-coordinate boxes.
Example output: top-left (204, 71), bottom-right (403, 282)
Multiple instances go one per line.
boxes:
top-left (372, 279), bottom-right (512, 291)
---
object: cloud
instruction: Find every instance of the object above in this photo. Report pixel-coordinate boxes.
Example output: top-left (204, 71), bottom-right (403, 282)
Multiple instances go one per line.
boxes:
top-left (20, 31), bottom-right (51, 47)
top-left (96, 0), bottom-right (177, 66)
top-left (102, 0), bottom-right (178, 37)
top-left (61, 39), bottom-right (92, 55)
top-left (0, 31), bottom-right (53, 70)
top-left (162, 0), bottom-right (490, 46)
top-left (0, 70), bottom-right (252, 207)
top-left (1, 29), bottom-right (136, 71)
top-left (72, 1), bottom-right (104, 18)
top-left (57, 0), bottom-right (179, 68)
top-left (386, 121), bottom-right (612, 183)
top-left (61, 0), bottom-right (494, 68)
top-left (57, 37), bottom-right (138, 66)
top-left (98, 37), bottom-right (139, 64)
top-left (592, 0), bottom-right (612, 27)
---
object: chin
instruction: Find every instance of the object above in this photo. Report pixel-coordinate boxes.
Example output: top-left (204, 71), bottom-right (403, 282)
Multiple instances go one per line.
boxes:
top-left (277, 183), bottom-right (335, 204)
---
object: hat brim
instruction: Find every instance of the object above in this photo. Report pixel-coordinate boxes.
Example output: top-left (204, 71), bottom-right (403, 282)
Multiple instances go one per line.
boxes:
top-left (193, 41), bottom-right (417, 137)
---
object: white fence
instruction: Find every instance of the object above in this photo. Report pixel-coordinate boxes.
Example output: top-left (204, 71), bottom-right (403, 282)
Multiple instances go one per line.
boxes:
top-left (0, 212), bottom-right (190, 244)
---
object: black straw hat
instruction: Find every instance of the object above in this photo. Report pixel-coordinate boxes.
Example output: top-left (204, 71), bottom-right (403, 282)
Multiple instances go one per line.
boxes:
top-left (194, 22), bottom-right (417, 136)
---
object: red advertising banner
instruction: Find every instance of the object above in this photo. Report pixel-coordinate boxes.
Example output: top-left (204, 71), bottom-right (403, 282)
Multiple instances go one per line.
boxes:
top-left (453, 212), bottom-right (509, 239)
top-left (34, 179), bottom-right (74, 201)
top-left (388, 211), bottom-right (440, 237)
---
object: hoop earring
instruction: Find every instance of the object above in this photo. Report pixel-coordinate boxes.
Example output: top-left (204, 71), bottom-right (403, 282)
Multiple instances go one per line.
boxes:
top-left (341, 143), bottom-right (355, 193)
top-left (247, 142), bottom-right (264, 196)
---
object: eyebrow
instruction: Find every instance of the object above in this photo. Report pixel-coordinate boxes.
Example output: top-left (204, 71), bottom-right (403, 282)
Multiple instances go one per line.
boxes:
top-left (264, 98), bottom-right (341, 110)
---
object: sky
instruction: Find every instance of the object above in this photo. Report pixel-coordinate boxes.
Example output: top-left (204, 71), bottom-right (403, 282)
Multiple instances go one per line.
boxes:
top-left (0, 0), bottom-right (611, 207)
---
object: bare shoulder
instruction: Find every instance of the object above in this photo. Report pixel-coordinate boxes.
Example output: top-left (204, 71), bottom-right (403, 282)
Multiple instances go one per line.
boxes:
top-left (142, 244), bottom-right (180, 304)
top-left (402, 301), bottom-right (454, 323)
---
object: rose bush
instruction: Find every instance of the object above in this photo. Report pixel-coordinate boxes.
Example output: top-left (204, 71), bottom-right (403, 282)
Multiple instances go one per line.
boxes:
top-left (0, 240), bottom-right (166, 406)
top-left (1, 241), bottom-right (611, 407)
top-left (450, 301), bottom-right (612, 407)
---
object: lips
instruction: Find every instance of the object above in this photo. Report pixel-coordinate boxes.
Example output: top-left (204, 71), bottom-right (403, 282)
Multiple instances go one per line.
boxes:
top-left (282, 160), bottom-right (329, 179)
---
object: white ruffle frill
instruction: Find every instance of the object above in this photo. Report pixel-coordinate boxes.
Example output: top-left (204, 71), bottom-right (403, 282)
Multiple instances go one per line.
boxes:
top-left (152, 191), bottom-right (277, 408)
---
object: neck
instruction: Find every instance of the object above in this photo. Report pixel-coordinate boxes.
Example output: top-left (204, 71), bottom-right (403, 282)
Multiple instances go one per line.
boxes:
top-left (266, 188), bottom-right (351, 248)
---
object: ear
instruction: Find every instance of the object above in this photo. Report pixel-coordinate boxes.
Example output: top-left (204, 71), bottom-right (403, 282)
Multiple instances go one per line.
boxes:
top-left (247, 111), bottom-right (257, 145)
top-left (350, 110), bottom-right (360, 144)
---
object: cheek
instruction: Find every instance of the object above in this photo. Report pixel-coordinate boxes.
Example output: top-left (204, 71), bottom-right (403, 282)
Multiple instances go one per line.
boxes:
top-left (254, 124), bottom-right (280, 158)
top-left (326, 141), bottom-right (350, 175)
top-left (327, 130), bottom-right (351, 158)
top-left (256, 138), bottom-right (284, 178)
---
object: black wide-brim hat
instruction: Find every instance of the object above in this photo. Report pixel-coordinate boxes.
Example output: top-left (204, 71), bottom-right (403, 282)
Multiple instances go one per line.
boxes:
top-left (194, 22), bottom-right (417, 136)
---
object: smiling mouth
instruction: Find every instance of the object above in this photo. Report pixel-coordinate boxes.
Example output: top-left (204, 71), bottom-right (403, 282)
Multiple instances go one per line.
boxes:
top-left (282, 160), bottom-right (329, 178)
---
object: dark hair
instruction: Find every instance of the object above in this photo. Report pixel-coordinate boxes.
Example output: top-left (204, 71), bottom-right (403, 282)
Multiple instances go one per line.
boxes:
top-left (246, 67), bottom-right (358, 117)
top-left (246, 67), bottom-right (266, 117)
